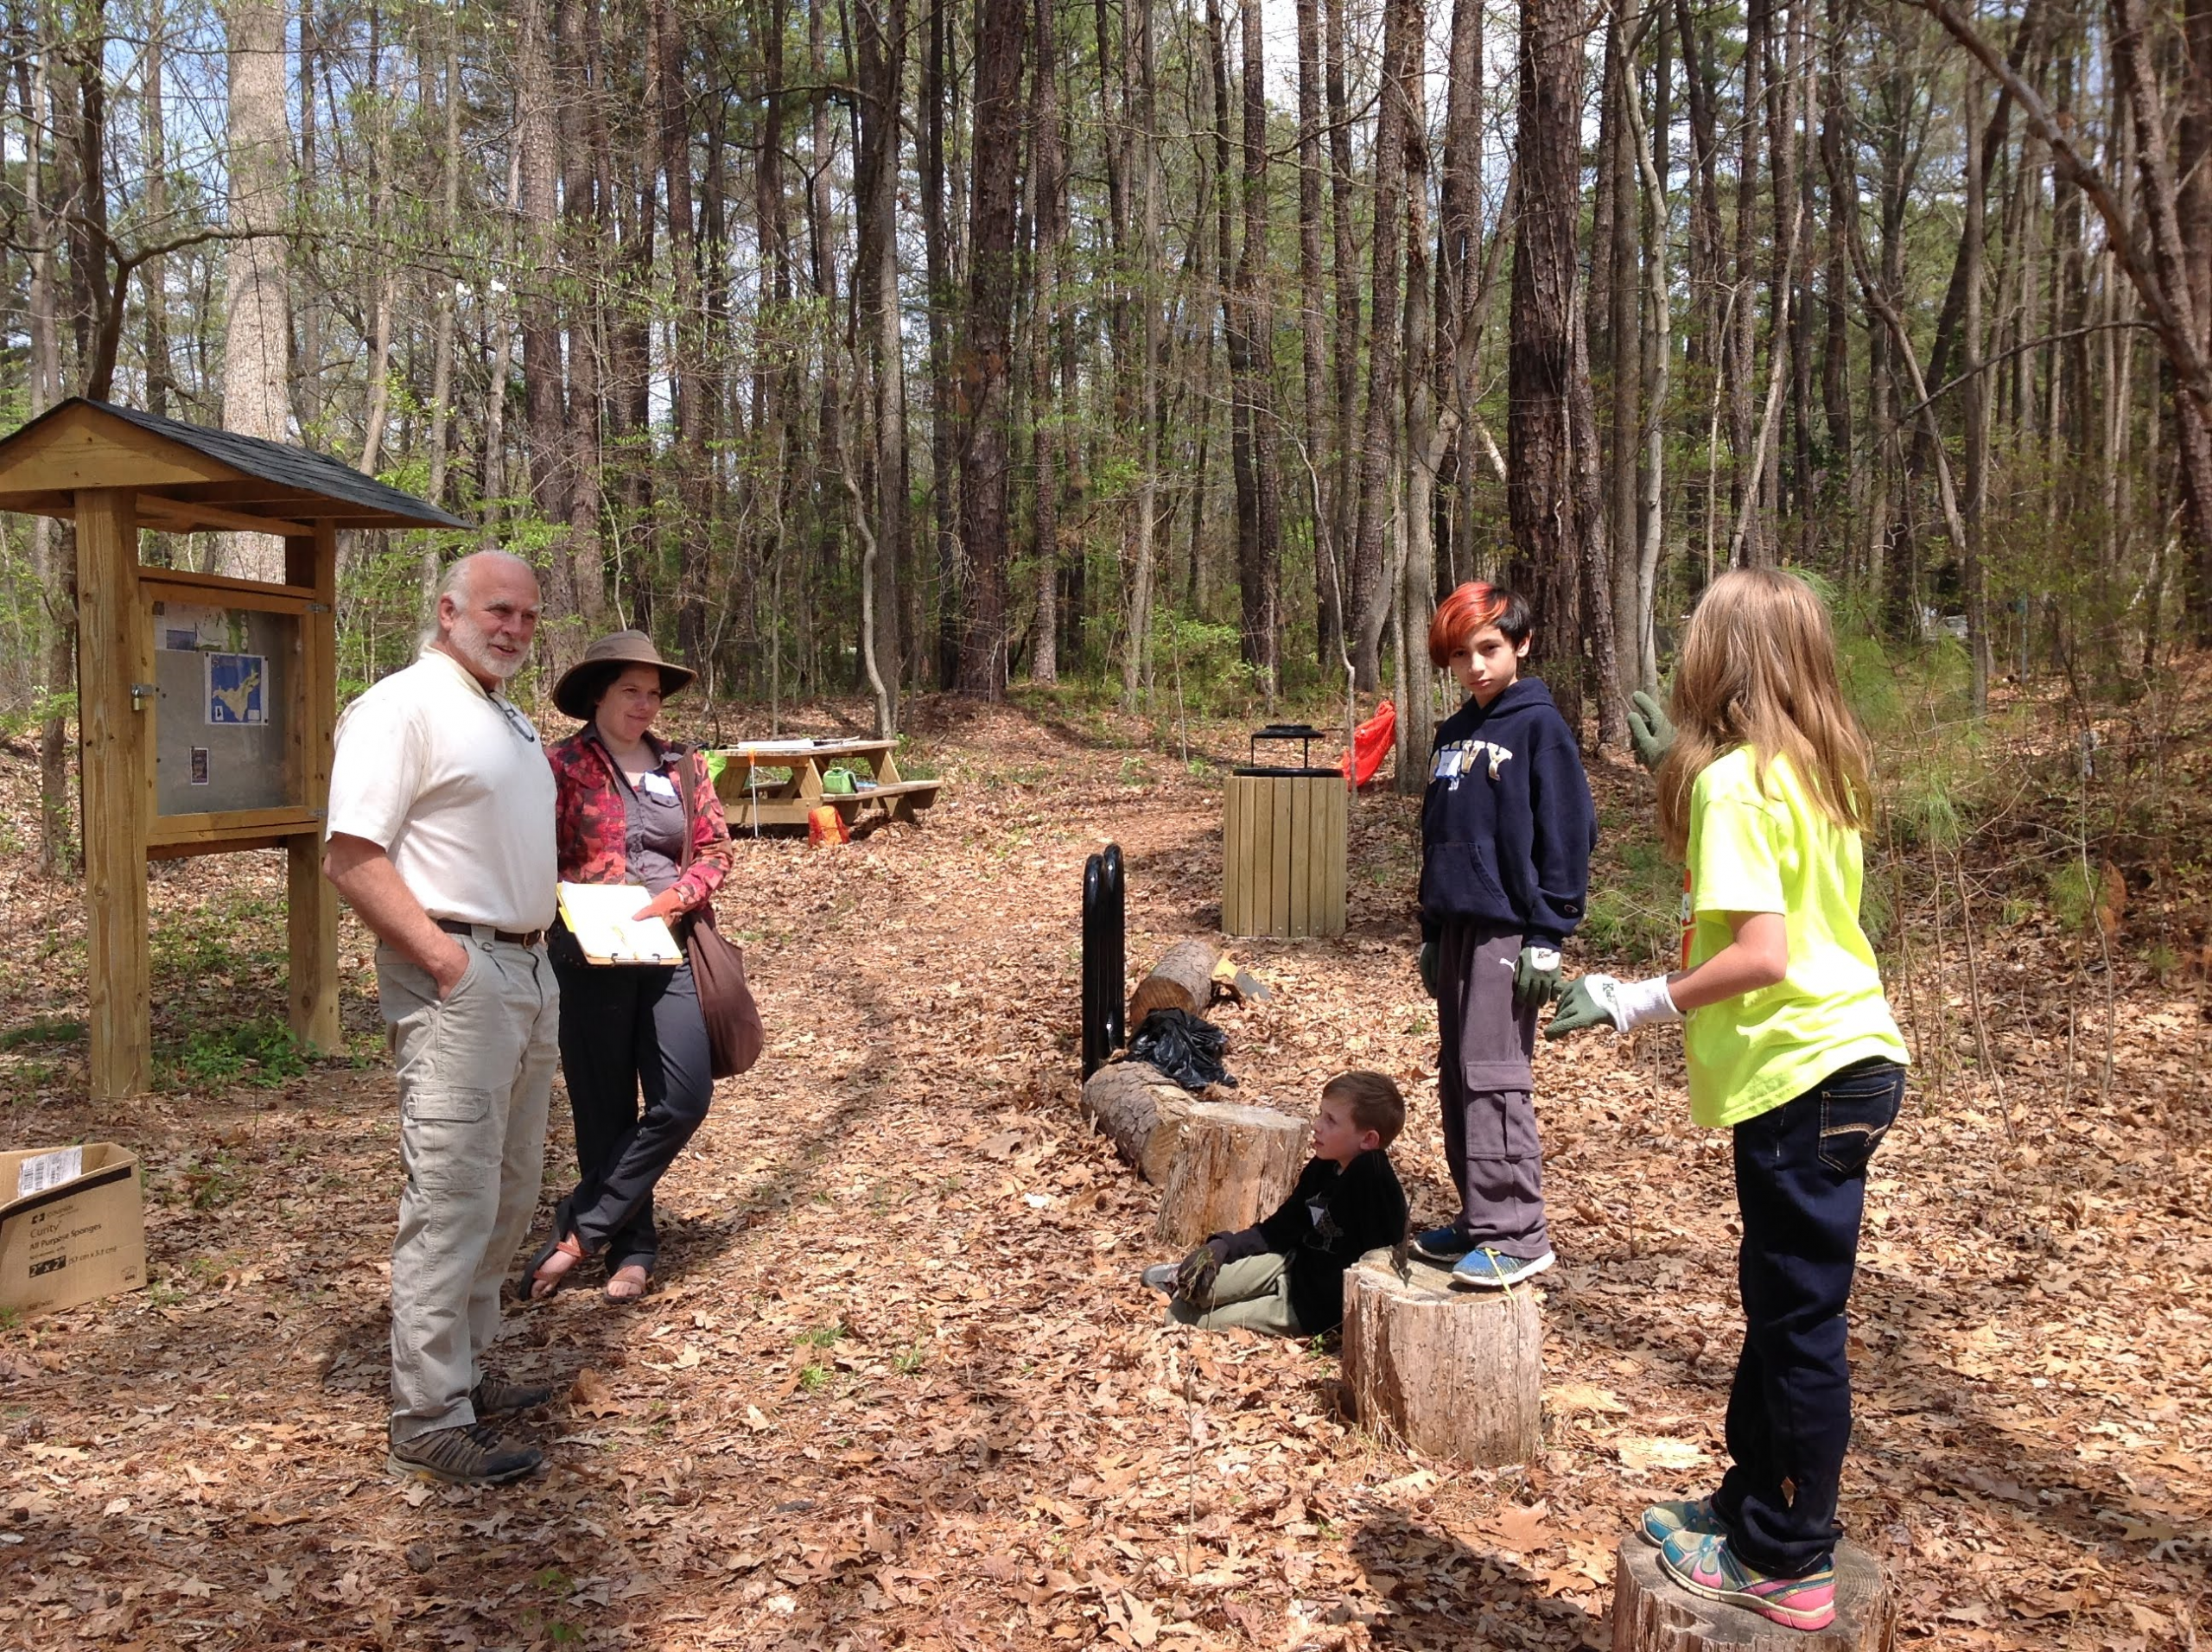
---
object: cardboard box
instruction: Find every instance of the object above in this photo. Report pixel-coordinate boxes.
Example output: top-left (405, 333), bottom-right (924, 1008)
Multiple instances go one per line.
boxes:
top-left (0, 1143), bottom-right (146, 1317)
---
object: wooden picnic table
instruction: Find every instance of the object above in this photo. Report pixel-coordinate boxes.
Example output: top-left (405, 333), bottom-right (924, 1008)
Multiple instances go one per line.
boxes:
top-left (709, 737), bottom-right (943, 830)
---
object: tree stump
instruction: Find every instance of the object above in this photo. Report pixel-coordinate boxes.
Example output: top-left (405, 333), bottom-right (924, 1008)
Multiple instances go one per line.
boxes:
top-left (1081, 1060), bottom-right (1306, 1243)
top-left (1611, 1537), bottom-right (1895, 1651)
top-left (1339, 1249), bottom-right (1541, 1465)
top-left (1153, 1101), bottom-right (1307, 1244)
top-left (1126, 939), bottom-right (1223, 1029)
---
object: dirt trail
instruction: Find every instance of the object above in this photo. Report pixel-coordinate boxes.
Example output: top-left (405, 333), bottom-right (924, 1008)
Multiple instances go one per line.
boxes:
top-left (1, 700), bottom-right (2206, 1649)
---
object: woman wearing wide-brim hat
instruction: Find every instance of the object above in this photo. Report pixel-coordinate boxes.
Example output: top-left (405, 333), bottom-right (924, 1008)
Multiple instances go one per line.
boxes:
top-left (522, 631), bottom-right (733, 1302)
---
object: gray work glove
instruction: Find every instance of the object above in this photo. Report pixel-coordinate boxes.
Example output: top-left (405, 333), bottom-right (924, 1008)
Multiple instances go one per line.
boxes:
top-left (1419, 941), bottom-right (1440, 1000)
top-left (1627, 690), bottom-right (1675, 772)
top-left (1512, 945), bottom-right (1563, 1013)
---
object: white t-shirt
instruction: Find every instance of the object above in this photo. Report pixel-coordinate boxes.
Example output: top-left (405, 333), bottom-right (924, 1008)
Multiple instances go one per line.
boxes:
top-left (326, 647), bottom-right (558, 931)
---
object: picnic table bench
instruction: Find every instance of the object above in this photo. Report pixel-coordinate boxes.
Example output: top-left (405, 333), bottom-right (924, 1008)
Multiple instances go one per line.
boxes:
top-left (709, 737), bottom-right (943, 830)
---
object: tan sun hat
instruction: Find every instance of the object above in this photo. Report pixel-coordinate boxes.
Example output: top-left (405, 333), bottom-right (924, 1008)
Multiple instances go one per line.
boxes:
top-left (551, 630), bottom-right (699, 721)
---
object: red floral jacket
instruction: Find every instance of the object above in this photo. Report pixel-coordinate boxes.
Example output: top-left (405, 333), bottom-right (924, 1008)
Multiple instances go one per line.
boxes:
top-left (548, 727), bottom-right (733, 908)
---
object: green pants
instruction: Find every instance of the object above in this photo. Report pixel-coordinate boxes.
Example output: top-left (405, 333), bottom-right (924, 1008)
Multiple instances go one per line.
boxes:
top-left (1167, 1252), bottom-right (1302, 1337)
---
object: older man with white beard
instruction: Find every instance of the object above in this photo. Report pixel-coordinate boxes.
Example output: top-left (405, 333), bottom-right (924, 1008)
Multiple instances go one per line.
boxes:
top-left (324, 550), bottom-right (562, 1486)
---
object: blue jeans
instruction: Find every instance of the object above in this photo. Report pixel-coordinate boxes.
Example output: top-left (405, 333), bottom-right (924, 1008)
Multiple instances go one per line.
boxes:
top-left (1713, 1058), bottom-right (1904, 1578)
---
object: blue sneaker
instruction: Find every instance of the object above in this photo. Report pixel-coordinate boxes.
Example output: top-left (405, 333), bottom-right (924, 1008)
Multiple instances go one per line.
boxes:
top-left (1638, 1496), bottom-right (1725, 1547)
top-left (1449, 1248), bottom-right (1555, 1290)
top-left (1410, 1225), bottom-right (1478, 1263)
top-left (1657, 1531), bottom-right (1836, 1631)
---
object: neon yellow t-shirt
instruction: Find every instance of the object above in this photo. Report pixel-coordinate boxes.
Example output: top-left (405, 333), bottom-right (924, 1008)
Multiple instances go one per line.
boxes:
top-left (1681, 747), bottom-right (1909, 1128)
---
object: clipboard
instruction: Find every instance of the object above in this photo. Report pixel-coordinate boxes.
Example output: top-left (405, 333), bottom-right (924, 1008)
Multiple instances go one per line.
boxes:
top-left (556, 881), bottom-right (683, 965)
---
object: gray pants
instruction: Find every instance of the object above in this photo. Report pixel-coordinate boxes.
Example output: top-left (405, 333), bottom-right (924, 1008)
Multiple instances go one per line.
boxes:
top-left (1166, 1253), bottom-right (1302, 1337)
top-left (378, 936), bottom-right (560, 1444)
top-left (1435, 921), bottom-right (1548, 1259)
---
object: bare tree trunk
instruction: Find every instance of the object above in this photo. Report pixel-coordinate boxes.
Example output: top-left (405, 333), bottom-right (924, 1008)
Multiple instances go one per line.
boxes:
top-left (142, 0), bottom-right (171, 417)
top-left (1508, 0), bottom-right (1591, 733)
top-left (1324, 0), bottom-right (1359, 663)
top-left (1294, 0), bottom-right (1334, 670)
top-left (516, 0), bottom-right (569, 613)
top-left (1027, 0), bottom-right (1064, 683)
top-left (953, 0), bottom-right (1027, 696)
top-left (1122, 0), bottom-right (1161, 709)
top-left (855, 0), bottom-right (907, 710)
top-left (1350, 0), bottom-right (1416, 690)
top-left (1624, 3), bottom-right (1670, 693)
top-left (219, 0), bottom-right (293, 581)
top-left (559, 0), bottom-right (606, 627)
top-left (1398, 10), bottom-right (1437, 792)
top-left (1236, 0), bottom-right (1281, 694)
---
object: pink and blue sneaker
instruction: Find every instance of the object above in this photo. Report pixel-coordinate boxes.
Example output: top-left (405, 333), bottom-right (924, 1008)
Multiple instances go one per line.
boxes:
top-left (1657, 1530), bottom-right (1836, 1631)
top-left (1637, 1496), bottom-right (1726, 1547)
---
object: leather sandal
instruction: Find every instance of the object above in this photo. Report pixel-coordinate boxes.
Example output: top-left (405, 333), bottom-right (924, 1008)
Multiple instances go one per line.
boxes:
top-left (524, 1232), bottom-right (588, 1300)
top-left (605, 1262), bottom-right (652, 1303)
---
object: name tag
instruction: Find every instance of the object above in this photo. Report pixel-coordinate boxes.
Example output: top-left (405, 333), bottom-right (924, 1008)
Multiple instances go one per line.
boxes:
top-left (640, 772), bottom-right (679, 801)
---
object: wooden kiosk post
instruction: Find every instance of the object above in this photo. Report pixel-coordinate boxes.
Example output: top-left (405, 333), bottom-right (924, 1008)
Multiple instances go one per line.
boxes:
top-left (0, 399), bottom-right (464, 1100)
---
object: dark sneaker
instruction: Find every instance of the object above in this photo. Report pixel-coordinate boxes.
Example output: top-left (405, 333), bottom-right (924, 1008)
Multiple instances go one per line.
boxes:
top-left (1449, 1247), bottom-right (1556, 1290)
top-left (1639, 1496), bottom-right (1726, 1547)
top-left (388, 1423), bottom-right (544, 1487)
top-left (1411, 1225), bottom-right (1477, 1263)
top-left (1658, 1531), bottom-right (1835, 1631)
top-left (1141, 1263), bottom-right (1179, 1297)
top-left (472, 1370), bottom-right (553, 1415)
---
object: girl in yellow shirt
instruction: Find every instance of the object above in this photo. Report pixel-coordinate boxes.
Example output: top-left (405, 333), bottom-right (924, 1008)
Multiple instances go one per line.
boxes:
top-left (1548, 569), bottom-right (1909, 1633)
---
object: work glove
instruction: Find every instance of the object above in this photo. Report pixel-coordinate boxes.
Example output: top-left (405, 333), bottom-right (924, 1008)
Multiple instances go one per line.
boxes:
top-left (1627, 690), bottom-right (1675, 772)
top-left (1419, 941), bottom-right (1440, 1000)
top-left (632, 885), bottom-right (691, 923)
top-left (1173, 1242), bottom-right (1223, 1307)
top-left (1512, 945), bottom-right (1563, 1013)
top-left (1545, 974), bottom-right (1683, 1039)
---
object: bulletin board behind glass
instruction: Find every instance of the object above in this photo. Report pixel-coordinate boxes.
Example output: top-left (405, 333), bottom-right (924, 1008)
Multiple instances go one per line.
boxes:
top-left (152, 600), bottom-right (300, 816)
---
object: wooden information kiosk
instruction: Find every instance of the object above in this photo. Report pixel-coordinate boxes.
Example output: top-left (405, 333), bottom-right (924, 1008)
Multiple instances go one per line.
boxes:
top-left (0, 399), bottom-right (466, 1099)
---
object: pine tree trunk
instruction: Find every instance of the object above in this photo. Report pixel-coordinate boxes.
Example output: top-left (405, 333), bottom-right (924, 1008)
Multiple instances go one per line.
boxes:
top-left (219, 0), bottom-right (293, 582)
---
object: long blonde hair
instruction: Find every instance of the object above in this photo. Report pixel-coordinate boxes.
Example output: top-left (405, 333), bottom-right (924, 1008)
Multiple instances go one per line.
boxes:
top-left (1656, 569), bottom-right (1874, 860)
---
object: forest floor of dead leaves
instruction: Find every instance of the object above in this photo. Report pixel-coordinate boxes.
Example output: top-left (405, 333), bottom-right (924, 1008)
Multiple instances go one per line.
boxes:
top-left (0, 675), bottom-right (2207, 1650)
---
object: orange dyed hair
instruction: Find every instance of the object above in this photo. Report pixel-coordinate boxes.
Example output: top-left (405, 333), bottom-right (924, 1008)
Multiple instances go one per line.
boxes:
top-left (1427, 581), bottom-right (1531, 668)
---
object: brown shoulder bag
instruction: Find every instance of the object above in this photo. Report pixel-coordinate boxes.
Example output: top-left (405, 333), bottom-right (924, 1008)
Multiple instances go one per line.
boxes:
top-left (674, 748), bottom-right (764, 1077)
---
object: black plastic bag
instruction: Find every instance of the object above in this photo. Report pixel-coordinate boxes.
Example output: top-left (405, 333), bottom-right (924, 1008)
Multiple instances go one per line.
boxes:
top-left (1126, 1007), bottom-right (1236, 1092)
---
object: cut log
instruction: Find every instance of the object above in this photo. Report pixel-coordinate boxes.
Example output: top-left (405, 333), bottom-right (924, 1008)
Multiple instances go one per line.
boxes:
top-left (1153, 1102), bottom-right (1308, 1245)
top-left (1126, 938), bottom-right (1223, 1029)
top-left (1081, 1060), bottom-right (1306, 1243)
top-left (1611, 1537), bottom-right (1895, 1651)
top-left (1082, 1059), bottom-right (1198, 1184)
top-left (1340, 1249), bottom-right (1541, 1465)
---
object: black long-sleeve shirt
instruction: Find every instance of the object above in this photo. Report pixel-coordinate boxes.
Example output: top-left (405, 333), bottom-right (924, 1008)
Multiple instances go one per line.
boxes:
top-left (1210, 1149), bottom-right (1409, 1334)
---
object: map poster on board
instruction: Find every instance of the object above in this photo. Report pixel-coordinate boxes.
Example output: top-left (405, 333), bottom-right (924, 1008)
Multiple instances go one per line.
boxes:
top-left (205, 653), bottom-right (267, 725)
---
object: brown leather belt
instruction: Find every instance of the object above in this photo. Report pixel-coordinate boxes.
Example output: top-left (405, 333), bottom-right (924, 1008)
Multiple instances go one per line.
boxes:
top-left (436, 918), bottom-right (548, 948)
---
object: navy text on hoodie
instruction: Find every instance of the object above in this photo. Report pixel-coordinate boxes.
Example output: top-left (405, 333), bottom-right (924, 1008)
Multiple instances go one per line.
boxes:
top-left (1417, 677), bottom-right (1597, 946)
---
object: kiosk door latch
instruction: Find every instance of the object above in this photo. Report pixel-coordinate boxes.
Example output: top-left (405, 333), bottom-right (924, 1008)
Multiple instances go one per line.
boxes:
top-left (130, 683), bottom-right (156, 710)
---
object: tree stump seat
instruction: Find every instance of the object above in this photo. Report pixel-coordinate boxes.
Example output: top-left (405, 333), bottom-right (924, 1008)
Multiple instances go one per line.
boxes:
top-left (1339, 1249), bottom-right (1541, 1465)
top-left (1611, 1536), bottom-right (1896, 1651)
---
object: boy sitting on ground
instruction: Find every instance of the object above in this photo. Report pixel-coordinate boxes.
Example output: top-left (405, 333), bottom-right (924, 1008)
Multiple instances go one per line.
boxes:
top-left (1142, 1071), bottom-right (1409, 1337)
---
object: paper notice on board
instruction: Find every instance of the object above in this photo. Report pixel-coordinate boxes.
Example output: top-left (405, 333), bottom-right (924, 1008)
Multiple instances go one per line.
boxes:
top-left (16, 1146), bottom-right (82, 1198)
top-left (153, 601), bottom-right (238, 651)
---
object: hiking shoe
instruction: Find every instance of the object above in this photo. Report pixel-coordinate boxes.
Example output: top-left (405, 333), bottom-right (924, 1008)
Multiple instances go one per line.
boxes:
top-left (471, 1369), bottom-right (553, 1415)
top-left (1410, 1225), bottom-right (1478, 1263)
top-left (1449, 1248), bottom-right (1556, 1290)
top-left (387, 1423), bottom-right (544, 1487)
top-left (1658, 1531), bottom-right (1835, 1632)
top-left (1639, 1496), bottom-right (1726, 1547)
top-left (1141, 1263), bottom-right (1179, 1297)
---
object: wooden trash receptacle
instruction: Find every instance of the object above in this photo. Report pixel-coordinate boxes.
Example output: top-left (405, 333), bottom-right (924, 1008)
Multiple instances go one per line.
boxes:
top-left (1223, 771), bottom-right (1346, 938)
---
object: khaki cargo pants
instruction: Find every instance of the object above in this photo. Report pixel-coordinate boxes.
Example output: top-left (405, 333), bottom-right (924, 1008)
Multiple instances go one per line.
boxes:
top-left (378, 936), bottom-right (560, 1445)
top-left (1166, 1253), bottom-right (1303, 1337)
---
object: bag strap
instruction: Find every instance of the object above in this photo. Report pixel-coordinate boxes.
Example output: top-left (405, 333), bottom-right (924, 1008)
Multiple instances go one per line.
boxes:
top-left (672, 743), bottom-right (697, 873)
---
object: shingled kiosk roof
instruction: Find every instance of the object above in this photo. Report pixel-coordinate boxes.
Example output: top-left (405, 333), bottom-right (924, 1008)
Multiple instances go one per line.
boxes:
top-left (0, 397), bottom-right (467, 537)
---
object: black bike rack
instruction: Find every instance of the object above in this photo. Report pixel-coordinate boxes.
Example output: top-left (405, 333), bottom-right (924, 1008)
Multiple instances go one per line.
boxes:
top-left (1081, 844), bottom-right (1125, 1078)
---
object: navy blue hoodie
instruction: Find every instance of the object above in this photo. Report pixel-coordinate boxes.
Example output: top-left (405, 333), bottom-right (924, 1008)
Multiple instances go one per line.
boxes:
top-left (1418, 677), bottom-right (1596, 946)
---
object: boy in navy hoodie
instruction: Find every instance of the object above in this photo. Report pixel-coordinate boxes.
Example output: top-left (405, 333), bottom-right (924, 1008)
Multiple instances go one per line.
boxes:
top-left (1414, 582), bottom-right (1595, 1289)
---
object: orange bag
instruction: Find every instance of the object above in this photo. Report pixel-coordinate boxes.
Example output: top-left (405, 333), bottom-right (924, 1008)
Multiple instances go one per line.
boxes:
top-left (808, 804), bottom-right (851, 846)
top-left (1341, 700), bottom-right (1396, 787)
